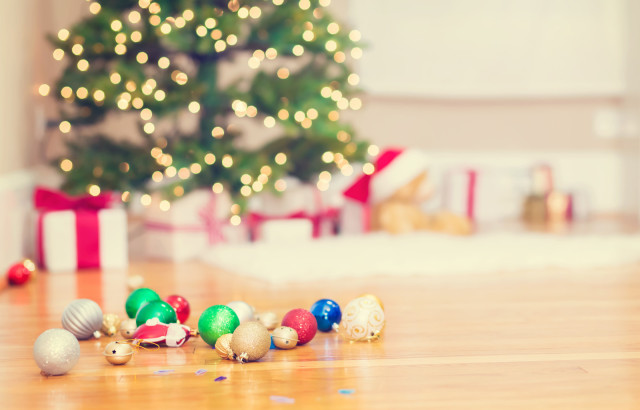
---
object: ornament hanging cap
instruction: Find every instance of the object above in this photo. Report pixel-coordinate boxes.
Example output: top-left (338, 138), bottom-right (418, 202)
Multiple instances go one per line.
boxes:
top-left (343, 148), bottom-right (427, 204)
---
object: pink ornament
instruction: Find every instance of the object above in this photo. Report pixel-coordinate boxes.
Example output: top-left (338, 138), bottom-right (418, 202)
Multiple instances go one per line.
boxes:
top-left (281, 308), bottom-right (317, 345)
top-left (165, 294), bottom-right (190, 323)
top-left (133, 318), bottom-right (193, 347)
top-left (6, 262), bottom-right (32, 286)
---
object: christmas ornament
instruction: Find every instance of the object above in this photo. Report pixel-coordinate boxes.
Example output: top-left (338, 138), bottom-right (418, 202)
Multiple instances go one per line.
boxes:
top-left (198, 305), bottom-right (240, 347)
top-left (215, 333), bottom-right (235, 360)
top-left (6, 261), bottom-right (33, 286)
top-left (230, 321), bottom-right (271, 362)
top-left (127, 275), bottom-right (144, 290)
top-left (165, 294), bottom-right (190, 323)
top-left (101, 313), bottom-right (121, 337)
top-left (119, 318), bottom-right (137, 338)
top-left (310, 299), bottom-right (342, 332)
top-left (33, 329), bottom-right (80, 376)
top-left (272, 326), bottom-right (298, 349)
top-left (358, 294), bottom-right (385, 311)
top-left (125, 288), bottom-right (161, 319)
top-left (62, 299), bottom-right (103, 339)
top-left (226, 301), bottom-right (255, 323)
top-left (255, 311), bottom-right (279, 330)
top-left (341, 296), bottom-right (385, 342)
top-left (103, 341), bottom-right (133, 365)
top-left (134, 318), bottom-right (193, 347)
top-left (135, 300), bottom-right (178, 327)
top-left (281, 308), bottom-right (317, 345)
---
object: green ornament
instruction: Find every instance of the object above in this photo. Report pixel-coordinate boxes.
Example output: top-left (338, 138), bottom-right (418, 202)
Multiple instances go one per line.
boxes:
top-left (125, 288), bottom-right (160, 319)
top-left (135, 300), bottom-right (178, 327)
top-left (198, 305), bottom-right (240, 347)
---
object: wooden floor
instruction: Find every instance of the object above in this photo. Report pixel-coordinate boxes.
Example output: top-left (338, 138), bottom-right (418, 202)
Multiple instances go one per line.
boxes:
top-left (2, 260), bottom-right (640, 409)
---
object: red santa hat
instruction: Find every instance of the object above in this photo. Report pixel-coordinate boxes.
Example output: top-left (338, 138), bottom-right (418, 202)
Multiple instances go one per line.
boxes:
top-left (344, 148), bottom-right (428, 204)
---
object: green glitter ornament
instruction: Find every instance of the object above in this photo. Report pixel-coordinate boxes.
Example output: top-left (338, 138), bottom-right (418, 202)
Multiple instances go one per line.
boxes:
top-left (198, 305), bottom-right (240, 347)
top-left (125, 288), bottom-right (161, 318)
top-left (135, 300), bottom-right (178, 327)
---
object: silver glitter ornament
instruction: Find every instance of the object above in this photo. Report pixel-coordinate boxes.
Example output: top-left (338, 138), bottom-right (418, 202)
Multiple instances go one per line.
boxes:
top-left (33, 329), bottom-right (80, 376)
top-left (62, 299), bottom-right (104, 339)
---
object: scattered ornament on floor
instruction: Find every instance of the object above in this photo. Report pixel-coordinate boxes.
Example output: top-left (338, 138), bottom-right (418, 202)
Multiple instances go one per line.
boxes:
top-left (214, 376), bottom-right (227, 382)
top-left (281, 308), bottom-right (317, 345)
top-left (6, 260), bottom-right (35, 286)
top-left (165, 294), bottom-right (190, 323)
top-left (230, 321), bottom-right (271, 363)
top-left (103, 341), bottom-right (133, 365)
top-left (135, 300), bottom-right (178, 327)
top-left (341, 296), bottom-right (385, 342)
top-left (101, 313), bottom-right (121, 337)
top-left (338, 389), bottom-right (356, 395)
top-left (126, 275), bottom-right (145, 291)
top-left (226, 301), bottom-right (255, 323)
top-left (271, 326), bottom-right (298, 350)
top-left (195, 369), bottom-right (207, 375)
top-left (62, 299), bottom-right (104, 339)
top-left (134, 318), bottom-right (194, 347)
top-left (154, 369), bottom-right (175, 375)
top-left (358, 293), bottom-right (385, 311)
top-left (198, 305), bottom-right (240, 347)
top-left (125, 288), bottom-right (161, 319)
top-left (33, 329), bottom-right (80, 376)
top-left (255, 311), bottom-right (278, 330)
top-left (215, 333), bottom-right (235, 360)
top-left (310, 299), bottom-right (342, 332)
top-left (270, 396), bottom-right (295, 404)
top-left (119, 318), bottom-right (138, 338)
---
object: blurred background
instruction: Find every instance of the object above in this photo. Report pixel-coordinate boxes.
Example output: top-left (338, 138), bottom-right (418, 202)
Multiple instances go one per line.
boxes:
top-left (1, 0), bottom-right (639, 275)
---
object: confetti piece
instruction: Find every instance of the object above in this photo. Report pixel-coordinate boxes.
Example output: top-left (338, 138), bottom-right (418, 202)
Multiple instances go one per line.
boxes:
top-left (270, 396), bottom-right (295, 404)
top-left (338, 389), bottom-right (355, 395)
top-left (195, 369), bottom-right (207, 376)
top-left (214, 376), bottom-right (227, 382)
top-left (154, 369), bottom-right (175, 375)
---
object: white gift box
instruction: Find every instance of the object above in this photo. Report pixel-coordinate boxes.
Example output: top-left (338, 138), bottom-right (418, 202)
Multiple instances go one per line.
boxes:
top-left (144, 190), bottom-right (247, 261)
top-left (38, 208), bottom-right (128, 273)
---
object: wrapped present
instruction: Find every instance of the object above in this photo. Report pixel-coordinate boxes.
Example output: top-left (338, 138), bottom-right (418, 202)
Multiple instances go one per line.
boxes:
top-left (247, 181), bottom-right (340, 242)
top-left (34, 187), bottom-right (128, 273)
top-left (144, 190), bottom-right (247, 261)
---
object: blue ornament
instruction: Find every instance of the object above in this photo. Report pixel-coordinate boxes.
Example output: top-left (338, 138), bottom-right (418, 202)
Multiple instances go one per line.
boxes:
top-left (310, 299), bottom-right (342, 332)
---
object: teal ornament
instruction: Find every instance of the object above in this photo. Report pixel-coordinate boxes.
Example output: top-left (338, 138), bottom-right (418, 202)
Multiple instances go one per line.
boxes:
top-left (135, 300), bottom-right (178, 327)
top-left (198, 305), bottom-right (240, 347)
top-left (125, 288), bottom-right (160, 319)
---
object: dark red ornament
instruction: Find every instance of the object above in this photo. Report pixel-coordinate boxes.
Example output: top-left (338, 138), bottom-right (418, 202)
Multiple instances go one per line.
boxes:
top-left (6, 263), bottom-right (31, 286)
top-left (164, 294), bottom-right (190, 323)
top-left (281, 308), bottom-right (317, 345)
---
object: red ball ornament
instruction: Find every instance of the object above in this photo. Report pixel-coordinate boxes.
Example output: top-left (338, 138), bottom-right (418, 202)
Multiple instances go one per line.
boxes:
top-left (281, 308), bottom-right (317, 345)
top-left (6, 262), bottom-right (32, 286)
top-left (165, 294), bottom-right (190, 323)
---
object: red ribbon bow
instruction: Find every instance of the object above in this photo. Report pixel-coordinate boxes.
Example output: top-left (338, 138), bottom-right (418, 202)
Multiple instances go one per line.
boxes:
top-left (34, 186), bottom-right (113, 211)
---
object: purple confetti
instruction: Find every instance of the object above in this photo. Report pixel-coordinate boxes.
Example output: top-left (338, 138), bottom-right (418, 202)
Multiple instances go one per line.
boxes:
top-left (270, 396), bottom-right (295, 404)
top-left (214, 376), bottom-right (227, 382)
top-left (154, 369), bottom-right (175, 375)
top-left (195, 369), bottom-right (207, 376)
top-left (338, 389), bottom-right (355, 395)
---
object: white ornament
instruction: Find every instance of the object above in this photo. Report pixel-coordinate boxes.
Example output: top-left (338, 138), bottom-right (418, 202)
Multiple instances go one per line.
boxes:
top-left (340, 296), bottom-right (385, 342)
top-left (62, 299), bottom-right (104, 339)
top-left (226, 301), bottom-right (255, 323)
top-left (33, 329), bottom-right (80, 375)
top-left (255, 311), bottom-right (278, 330)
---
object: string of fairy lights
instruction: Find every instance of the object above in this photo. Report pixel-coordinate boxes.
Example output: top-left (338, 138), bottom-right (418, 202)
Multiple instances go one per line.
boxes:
top-left (38, 0), bottom-right (378, 219)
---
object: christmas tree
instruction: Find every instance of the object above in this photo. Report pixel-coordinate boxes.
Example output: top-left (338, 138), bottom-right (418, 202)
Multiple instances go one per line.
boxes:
top-left (46, 0), bottom-right (369, 213)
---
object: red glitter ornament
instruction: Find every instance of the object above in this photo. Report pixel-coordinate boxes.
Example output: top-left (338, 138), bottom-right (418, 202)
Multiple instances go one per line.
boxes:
top-left (6, 262), bottom-right (32, 286)
top-left (165, 294), bottom-right (190, 323)
top-left (281, 308), bottom-right (317, 345)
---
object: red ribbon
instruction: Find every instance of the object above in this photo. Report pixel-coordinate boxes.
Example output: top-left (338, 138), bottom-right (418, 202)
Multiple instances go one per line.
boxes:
top-left (34, 187), bottom-right (114, 270)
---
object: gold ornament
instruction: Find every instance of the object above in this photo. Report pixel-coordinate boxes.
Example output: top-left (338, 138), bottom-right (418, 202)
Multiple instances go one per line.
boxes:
top-left (255, 311), bottom-right (278, 330)
top-left (340, 297), bottom-right (385, 342)
top-left (214, 333), bottom-right (235, 360)
top-left (119, 318), bottom-right (137, 338)
top-left (230, 322), bottom-right (271, 362)
top-left (103, 341), bottom-right (133, 365)
top-left (358, 294), bottom-right (385, 311)
top-left (272, 326), bottom-right (298, 349)
top-left (101, 313), bottom-right (121, 337)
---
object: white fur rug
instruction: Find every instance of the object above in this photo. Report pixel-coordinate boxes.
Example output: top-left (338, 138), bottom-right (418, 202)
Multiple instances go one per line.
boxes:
top-left (201, 232), bottom-right (640, 282)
